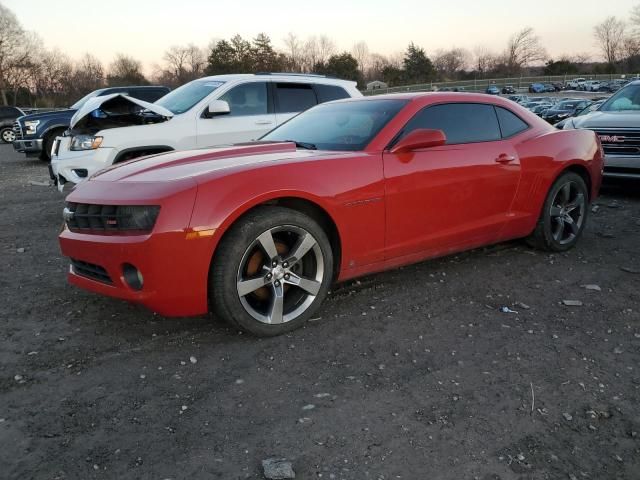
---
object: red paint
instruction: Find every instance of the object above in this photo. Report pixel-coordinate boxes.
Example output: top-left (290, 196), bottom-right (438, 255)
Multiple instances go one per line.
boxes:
top-left (59, 93), bottom-right (603, 316)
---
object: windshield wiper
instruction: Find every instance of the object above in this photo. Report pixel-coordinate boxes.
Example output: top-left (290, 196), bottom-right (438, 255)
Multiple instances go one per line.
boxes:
top-left (285, 140), bottom-right (317, 150)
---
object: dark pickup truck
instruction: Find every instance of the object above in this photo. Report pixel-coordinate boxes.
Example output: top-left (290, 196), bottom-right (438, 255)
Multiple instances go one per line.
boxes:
top-left (13, 85), bottom-right (170, 161)
top-left (0, 106), bottom-right (25, 143)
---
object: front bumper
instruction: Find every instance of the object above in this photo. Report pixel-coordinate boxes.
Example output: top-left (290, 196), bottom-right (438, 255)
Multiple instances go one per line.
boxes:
top-left (602, 154), bottom-right (640, 179)
top-left (51, 137), bottom-right (115, 192)
top-left (58, 179), bottom-right (208, 317)
top-left (13, 138), bottom-right (43, 154)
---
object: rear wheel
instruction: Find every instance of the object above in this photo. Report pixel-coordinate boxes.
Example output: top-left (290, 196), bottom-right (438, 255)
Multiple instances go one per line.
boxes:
top-left (211, 206), bottom-right (333, 336)
top-left (1, 127), bottom-right (15, 143)
top-left (527, 172), bottom-right (588, 252)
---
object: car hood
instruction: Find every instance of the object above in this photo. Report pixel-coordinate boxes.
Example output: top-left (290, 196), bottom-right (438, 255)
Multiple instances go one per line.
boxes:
top-left (70, 93), bottom-right (173, 129)
top-left (572, 111), bottom-right (640, 129)
top-left (19, 109), bottom-right (75, 123)
top-left (90, 142), bottom-right (341, 183)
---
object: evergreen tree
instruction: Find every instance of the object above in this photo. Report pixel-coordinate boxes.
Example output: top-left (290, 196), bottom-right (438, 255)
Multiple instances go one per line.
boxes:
top-left (403, 43), bottom-right (434, 84)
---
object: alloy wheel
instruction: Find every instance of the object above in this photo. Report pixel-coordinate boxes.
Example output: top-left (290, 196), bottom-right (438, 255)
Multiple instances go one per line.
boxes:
top-left (1, 129), bottom-right (15, 143)
top-left (236, 225), bottom-right (325, 324)
top-left (549, 181), bottom-right (586, 245)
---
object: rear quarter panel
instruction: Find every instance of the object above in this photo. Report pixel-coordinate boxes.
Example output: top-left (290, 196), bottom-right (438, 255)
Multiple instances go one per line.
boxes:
top-left (507, 128), bottom-right (602, 237)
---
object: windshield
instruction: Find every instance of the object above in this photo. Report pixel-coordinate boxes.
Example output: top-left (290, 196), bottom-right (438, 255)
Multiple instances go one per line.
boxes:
top-left (155, 80), bottom-right (225, 114)
top-left (601, 84), bottom-right (640, 112)
top-left (261, 99), bottom-right (407, 151)
top-left (71, 90), bottom-right (102, 110)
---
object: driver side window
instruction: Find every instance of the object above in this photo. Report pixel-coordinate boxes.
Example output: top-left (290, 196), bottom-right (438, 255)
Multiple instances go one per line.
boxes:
top-left (400, 103), bottom-right (502, 144)
top-left (219, 82), bottom-right (268, 116)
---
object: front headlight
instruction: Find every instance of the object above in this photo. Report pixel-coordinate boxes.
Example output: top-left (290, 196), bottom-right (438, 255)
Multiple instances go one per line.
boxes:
top-left (24, 120), bottom-right (40, 134)
top-left (70, 135), bottom-right (103, 151)
top-left (557, 113), bottom-right (569, 118)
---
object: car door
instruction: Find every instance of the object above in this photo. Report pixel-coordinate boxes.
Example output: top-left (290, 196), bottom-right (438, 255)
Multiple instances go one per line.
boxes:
top-left (196, 81), bottom-right (275, 147)
top-left (273, 82), bottom-right (318, 126)
top-left (383, 102), bottom-right (522, 260)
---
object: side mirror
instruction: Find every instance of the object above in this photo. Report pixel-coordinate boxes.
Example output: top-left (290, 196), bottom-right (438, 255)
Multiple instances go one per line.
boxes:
top-left (390, 129), bottom-right (446, 154)
top-left (205, 100), bottom-right (230, 118)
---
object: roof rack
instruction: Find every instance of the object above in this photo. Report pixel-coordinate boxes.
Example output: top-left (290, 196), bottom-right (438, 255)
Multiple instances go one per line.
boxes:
top-left (254, 72), bottom-right (329, 78)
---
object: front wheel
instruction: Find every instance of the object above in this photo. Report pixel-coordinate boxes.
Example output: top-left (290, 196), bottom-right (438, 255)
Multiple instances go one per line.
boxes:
top-left (527, 171), bottom-right (589, 252)
top-left (210, 206), bottom-right (334, 336)
top-left (0, 127), bottom-right (15, 143)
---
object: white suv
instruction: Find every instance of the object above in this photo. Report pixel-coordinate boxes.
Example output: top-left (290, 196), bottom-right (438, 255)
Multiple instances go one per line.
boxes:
top-left (50, 74), bottom-right (361, 191)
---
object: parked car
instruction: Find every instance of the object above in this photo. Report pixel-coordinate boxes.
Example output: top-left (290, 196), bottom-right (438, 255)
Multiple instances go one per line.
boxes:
top-left (542, 99), bottom-right (591, 124)
top-left (502, 85), bottom-right (516, 94)
top-left (13, 86), bottom-right (170, 161)
top-left (554, 100), bottom-right (604, 129)
top-left (529, 83), bottom-right (546, 93)
top-left (0, 106), bottom-right (25, 143)
top-left (59, 92), bottom-right (603, 336)
top-left (50, 74), bottom-right (361, 191)
top-left (486, 85), bottom-right (500, 95)
top-left (531, 103), bottom-right (553, 116)
top-left (543, 84), bottom-right (556, 92)
top-left (584, 80), bottom-right (603, 92)
top-left (566, 78), bottom-right (586, 90)
top-left (507, 95), bottom-right (529, 104)
top-left (564, 80), bottom-right (640, 178)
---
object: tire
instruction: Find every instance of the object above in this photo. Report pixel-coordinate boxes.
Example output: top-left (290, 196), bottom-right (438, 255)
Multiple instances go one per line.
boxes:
top-left (211, 206), bottom-right (334, 336)
top-left (526, 172), bottom-right (589, 252)
top-left (0, 127), bottom-right (15, 144)
top-left (39, 133), bottom-right (58, 162)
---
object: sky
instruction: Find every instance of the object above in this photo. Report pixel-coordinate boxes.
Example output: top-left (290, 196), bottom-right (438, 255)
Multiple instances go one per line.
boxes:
top-left (4, 0), bottom-right (637, 73)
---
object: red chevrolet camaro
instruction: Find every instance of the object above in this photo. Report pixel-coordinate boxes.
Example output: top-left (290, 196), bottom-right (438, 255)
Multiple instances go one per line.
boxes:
top-left (59, 93), bottom-right (603, 336)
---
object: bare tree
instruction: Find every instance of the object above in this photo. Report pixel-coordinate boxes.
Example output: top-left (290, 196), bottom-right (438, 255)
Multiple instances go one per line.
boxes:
top-left (631, 3), bottom-right (640, 34)
top-left (594, 16), bottom-right (626, 65)
top-left (0, 4), bottom-right (36, 105)
top-left (107, 54), bottom-right (148, 86)
top-left (283, 32), bottom-right (304, 71)
top-left (365, 53), bottom-right (389, 81)
top-left (351, 41), bottom-right (370, 73)
top-left (161, 44), bottom-right (205, 86)
top-left (473, 46), bottom-right (496, 76)
top-left (433, 48), bottom-right (471, 79)
top-left (317, 35), bottom-right (336, 64)
top-left (72, 53), bottom-right (104, 94)
top-left (32, 49), bottom-right (74, 106)
top-left (504, 27), bottom-right (547, 73)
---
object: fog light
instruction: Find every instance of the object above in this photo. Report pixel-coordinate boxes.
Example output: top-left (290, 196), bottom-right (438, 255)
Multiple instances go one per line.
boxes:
top-left (123, 263), bottom-right (143, 291)
top-left (73, 169), bottom-right (88, 178)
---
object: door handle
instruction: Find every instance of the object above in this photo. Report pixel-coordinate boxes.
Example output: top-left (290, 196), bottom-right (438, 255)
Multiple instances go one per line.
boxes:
top-left (255, 121), bottom-right (273, 125)
top-left (495, 154), bottom-right (516, 164)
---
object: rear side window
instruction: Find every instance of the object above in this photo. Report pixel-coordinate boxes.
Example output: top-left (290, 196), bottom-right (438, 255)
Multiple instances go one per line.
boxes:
top-left (495, 107), bottom-right (529, 138)
top-left (402, 103), bottom-right (501, 144)
top-left (314, 84), bottom-right (350, 103)
top-left (275, 83), bottom-right (317, 113)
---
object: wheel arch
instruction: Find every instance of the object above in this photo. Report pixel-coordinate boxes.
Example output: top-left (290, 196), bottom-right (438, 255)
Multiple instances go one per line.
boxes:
top-left (209, 195), bottom-right (343, 283)
top-left (114, 145), bottom-right (174, 163)
top-left (557, 162), bottom-right (593, 200)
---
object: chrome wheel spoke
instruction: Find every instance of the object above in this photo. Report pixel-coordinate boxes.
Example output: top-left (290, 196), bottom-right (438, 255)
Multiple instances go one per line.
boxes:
top-left (559, 183), bottom-right (571, 204)
top-left (565, 193), bottom-right (584, 213)
top-left (237, 276), bottom-right (270, 297)
top-left (550, 205), bottom-right (562, 217)
top-left (285, 233), bottom-right (317, 266)
top-left (257, 230), bottom-right (278, 260)
top-left (268, 283), bottom-right (285, 324)
top-left (285, 272), bottom-right (321, 296)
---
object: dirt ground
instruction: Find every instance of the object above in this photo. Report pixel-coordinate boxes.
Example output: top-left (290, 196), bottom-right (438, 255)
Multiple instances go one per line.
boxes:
top-left (1, 144), bottom-right (639, 480)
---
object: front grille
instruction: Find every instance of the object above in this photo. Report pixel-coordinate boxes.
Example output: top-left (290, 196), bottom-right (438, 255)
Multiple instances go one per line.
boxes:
top-left (71, 259), bottom-right (112, 284)
top-left (594, 129), bottom-right (640, 156)
top-left (13, 121), bottom-right (22, 140)
top-left (65, 203), bottom-right (159, 233)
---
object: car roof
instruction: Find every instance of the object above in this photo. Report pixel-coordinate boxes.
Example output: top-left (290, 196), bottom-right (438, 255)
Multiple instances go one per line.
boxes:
top-left (333, 92), bottom-right (530, 109)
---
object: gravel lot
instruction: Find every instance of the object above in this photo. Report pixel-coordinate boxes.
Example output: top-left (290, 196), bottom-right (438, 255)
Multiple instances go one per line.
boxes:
top-left (1, 144), bottom-right (639, 480)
